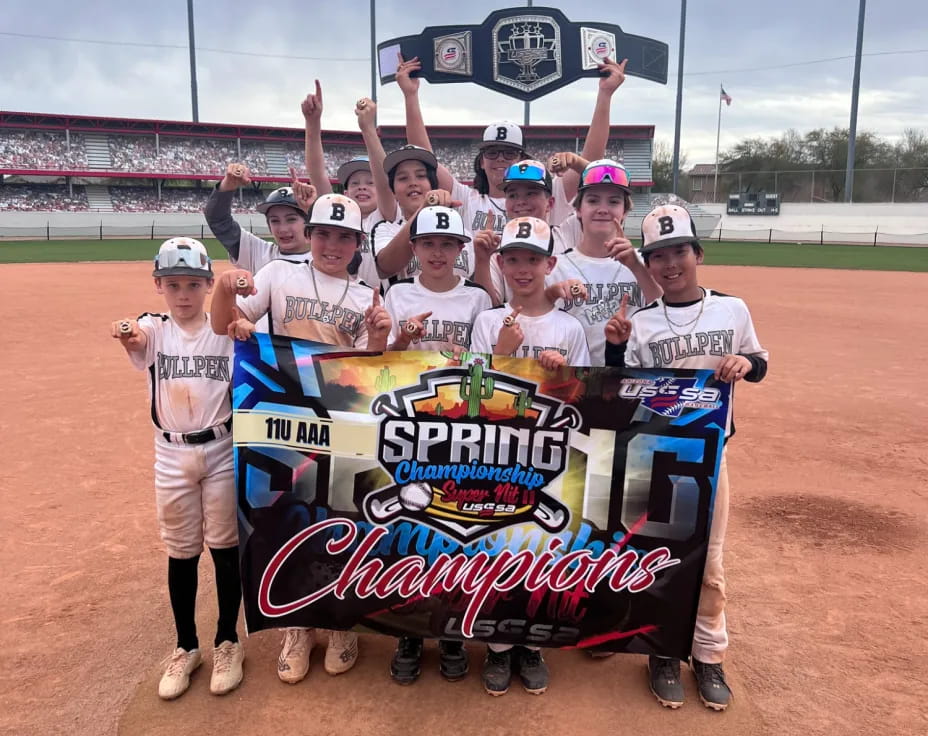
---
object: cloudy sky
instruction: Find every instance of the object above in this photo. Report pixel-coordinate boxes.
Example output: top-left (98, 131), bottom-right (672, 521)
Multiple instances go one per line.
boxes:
top-left (2, 0), bottom-right (926, 164)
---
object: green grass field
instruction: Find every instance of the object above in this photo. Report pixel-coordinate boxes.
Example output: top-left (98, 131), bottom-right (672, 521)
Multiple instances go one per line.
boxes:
top-left (0, 238), bottom-right (926, 271)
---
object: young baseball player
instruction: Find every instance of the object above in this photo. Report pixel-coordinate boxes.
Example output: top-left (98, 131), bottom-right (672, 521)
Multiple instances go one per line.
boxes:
top-left (371, 145), bottom-right (476, 289)
top-left (211, 194), bottom-right (390, 684)
top-left (204, 165), bottom-right (316, 274)
top-left (545, 159), bottom-right (661, 367)
top-left (469, 217), bottom-right (589, 696)
top-left (111, 237), bottom-right (243, 700)
top-left (383, 205), bottom-right (489, 684)
top-left (604, 204), bottom-right (769, 711)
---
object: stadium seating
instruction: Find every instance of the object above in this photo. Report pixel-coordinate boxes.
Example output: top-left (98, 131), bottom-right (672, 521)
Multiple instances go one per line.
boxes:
top-left (0, 183), bottom-right (89, 211)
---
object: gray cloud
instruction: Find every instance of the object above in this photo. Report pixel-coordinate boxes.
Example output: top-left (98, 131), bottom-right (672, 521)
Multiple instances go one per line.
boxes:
top-left (1, 0), bottom-right (925, 165)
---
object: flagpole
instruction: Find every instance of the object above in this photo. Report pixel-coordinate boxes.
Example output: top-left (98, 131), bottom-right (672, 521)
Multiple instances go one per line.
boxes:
top-left (713, 83), bottom-right (723, 203)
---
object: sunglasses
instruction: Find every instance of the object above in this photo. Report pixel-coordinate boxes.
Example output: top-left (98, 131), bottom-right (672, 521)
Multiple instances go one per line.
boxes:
top-left (504, 160), bottom-right (548, 183)
top-left (580, 163), bottom-right (631, 189)
top-left (483, 147), bottom-right (522, 161)
top-left (154, 247), bottom-right (211, 271)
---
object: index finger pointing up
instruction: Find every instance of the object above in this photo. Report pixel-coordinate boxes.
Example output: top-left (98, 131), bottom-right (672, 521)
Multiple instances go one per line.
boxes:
top-left (315, 79), bottom-right (322, 100)
top-left (618, 293), bottom-right (629, 318)
top-left (289, 166), bottom-right (300, 184)
top-left (485, 211), bottom-right (495, 232)
top-left (371, 289), bottom-right (381, 308)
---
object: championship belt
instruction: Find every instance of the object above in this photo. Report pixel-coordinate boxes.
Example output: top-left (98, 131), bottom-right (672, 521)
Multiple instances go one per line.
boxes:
top-left (377, 6), bottom-right (668, 102)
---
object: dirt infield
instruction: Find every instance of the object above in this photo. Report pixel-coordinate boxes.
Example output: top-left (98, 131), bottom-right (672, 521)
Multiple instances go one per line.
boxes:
top-left (1, 262), bottom-right (926, 736)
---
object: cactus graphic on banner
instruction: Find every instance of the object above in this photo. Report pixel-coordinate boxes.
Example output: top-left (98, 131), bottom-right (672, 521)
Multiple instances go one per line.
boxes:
top-left (459, 360), bottom-right (495, 417)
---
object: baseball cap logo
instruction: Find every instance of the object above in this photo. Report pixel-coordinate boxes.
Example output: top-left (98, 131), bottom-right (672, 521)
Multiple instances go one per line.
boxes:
top-left (516, 222), bottom-right (531, 238)
top-left (435, 212), bottom-right (450, 229)
top-left (658, 215), bottom-right (675, 235)
top-left (496, 126), bottom-right (508, 141)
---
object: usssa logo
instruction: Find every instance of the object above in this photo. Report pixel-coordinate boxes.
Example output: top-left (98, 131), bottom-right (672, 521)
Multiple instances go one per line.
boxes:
top-left (360, 360), bottom-right (580, 543)
top-left (619, 376), bottom-right (721, 418)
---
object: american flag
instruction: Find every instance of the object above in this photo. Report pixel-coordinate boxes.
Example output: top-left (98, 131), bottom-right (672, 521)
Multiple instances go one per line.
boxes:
top-left (721, 86), bottom-right (732, 106)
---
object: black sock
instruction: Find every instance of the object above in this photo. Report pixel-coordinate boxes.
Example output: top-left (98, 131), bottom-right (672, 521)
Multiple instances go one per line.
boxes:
top-left (209, 546), bottom-right (241, 647)
top-left (167, 555), bottom-right (200, 651)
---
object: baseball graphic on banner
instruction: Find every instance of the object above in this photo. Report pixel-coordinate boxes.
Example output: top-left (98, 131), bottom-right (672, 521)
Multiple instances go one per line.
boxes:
top-left (400, 482), bottom-right (434, 511)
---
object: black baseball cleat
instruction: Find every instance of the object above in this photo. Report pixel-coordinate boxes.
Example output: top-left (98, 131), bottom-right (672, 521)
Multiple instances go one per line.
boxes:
top-left (648, 655), bottom-right (685, 708)
top-left (517, 647), bottom-right (549, 695)
top-left (482, 648), bottom-right (512, 696)
top-left (438, 640), bottom-right (468, 681)
top-left (692, 659), bottom-right (732, 711)
top-left (390, 637), bottom-right (423, 685)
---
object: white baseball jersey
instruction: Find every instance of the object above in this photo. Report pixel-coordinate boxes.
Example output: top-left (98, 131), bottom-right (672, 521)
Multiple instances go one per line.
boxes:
top-left (129, 313), bottom-right (233, 434)
top-left (489, 215), bottom-right (581, 304)
top-left (547, 249), bottom-right (647, 367)
top-left (237, 259), bottom-right (375, 348)
top-left (385, 276), bottom-right (492, 352)
top-left (451, 179), bottom-right (508, 236)
top-left (470, 303), bottom-right (591, 366)
top-left (372, 217), bottom-right (475, 290)
top-left (234, 229), bottom-right (309, 274)
top-left (549, 176), bottom-right (575, 227)
top-left (625, 289), bottom-right (769, 435)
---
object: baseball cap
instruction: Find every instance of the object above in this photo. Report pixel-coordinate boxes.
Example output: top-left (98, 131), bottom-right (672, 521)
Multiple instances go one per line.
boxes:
top-left (572, 159), bottom-right (632, 206)
top-left (337, 156), bottom-right (371, 187)
top-left (498, 217), bottom-right (553, 256)
top-left (153, 237), bottom-right (212, 278)
top-left (308, 193), bottom-right (364, 234)
top-left (383, 144), bottom-right (438, 176)
top-left (502, 159), bottom-right (552, 193)
top-left (410, 206), bottom-right (471, 243)
top-left (640, 204), bottom-right (700, 253)
top-left (256, 186), bottom-right (306, 217)
top-left (480, 121), bottom-right (524, 150)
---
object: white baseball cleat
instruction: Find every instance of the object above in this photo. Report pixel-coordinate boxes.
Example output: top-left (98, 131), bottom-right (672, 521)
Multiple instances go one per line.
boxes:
top-left (325, 630), bottom-right (359, 675)
top-left (210, 640), bottom-right (244, 695)
top-left (158, 647), bottom-right (202, 700)
top-left (278, 627), bottom-right (313, 684)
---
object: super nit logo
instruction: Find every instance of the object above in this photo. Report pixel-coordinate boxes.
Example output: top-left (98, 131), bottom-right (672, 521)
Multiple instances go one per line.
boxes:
top-left (363, 360), bottom-right (579, 542)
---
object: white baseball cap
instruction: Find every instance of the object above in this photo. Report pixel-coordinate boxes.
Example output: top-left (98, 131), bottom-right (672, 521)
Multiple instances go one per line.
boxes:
top-left (498, 216), bottom-right (553, 256)
top-left (640, 204), bottom-right (700, 253)
top-left (308, 193), bottom-right (364, 234)
top-left (410, 206), bottom-right (471, 243)
top-left (152, 237), bottom-right (212, 278)
top-left (480, 121), bottom-right (524, 150)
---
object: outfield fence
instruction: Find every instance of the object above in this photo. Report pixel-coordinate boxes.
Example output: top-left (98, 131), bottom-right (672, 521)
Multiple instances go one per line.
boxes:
top-left (0, 216), bottom-right (925, 247)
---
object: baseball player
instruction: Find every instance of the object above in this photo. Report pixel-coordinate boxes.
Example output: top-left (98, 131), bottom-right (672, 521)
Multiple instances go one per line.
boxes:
top-left (111, 237), bottom-right (243, 700)
top-left (371, 146), bottom-right (476, 290)
top-left (469, 217), bottom-right (589, 696)
top-left (383, 205), bottom-right (489, 684)
top-left (544, 159), bottom-right (662, 366)
top-left (204, 164), bottom-right (316, 274)
top-left (604, 204), bottom-right (769, 711)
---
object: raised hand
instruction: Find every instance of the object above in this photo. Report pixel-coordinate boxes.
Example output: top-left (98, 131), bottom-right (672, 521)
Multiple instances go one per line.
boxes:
top-left (547, 151), bottom-right (583, 176)
top-left (423, 189), bottom-right (462, 208)
top-left (598, 57), bottom-right (628, 95)
top-left (715, 354), bottom-right (753, 383)
top-left (604, 217), bottom-right (637, 267)
top-left (111, 318), bottom-right (144, 348)
top-left (398, 310), bottom-right (433, 345)
top-left (396, 53), bottom-right (422, 96)
top-left (289, 166), bottom-right (317, 213)
top-left (365, 290), bottom-right (392, 340)
top-left (545, 278), bottom-right (587, 304)
top-left (604, 294), bottom-right (632, 345)
top-left (219, 162), bottom-right (252, 192)
top-left (495, 306), bottom-right (524, 356)
top-left (355, 96), bottom-right (377, 129)
top-left (301, 79), bottom-right (324, 123)
top-left (473, 211), bottom-right (500, 263)
top-left (223, 269), bottom-right (256, 296)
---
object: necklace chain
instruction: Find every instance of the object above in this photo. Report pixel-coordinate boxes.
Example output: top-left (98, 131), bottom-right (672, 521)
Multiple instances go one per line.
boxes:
top-left (308, 262), bottom-right (350, 312)
top-left (663, 289), bottom-right (706, 336)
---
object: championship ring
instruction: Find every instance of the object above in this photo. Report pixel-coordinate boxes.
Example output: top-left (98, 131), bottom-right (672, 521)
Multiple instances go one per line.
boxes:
top-left (405, 321), bottom-right (419, 335)
top-left (549, 154), bottom-right (561, 170)
top-left (569, 283), bottom-right (583, 296)
top-left (426, 192), bottom-right (441, 206)
top-left (236, 276), bottom-right (249, 289)
top-left (118, 320), bottom-right (132, 335)
top-left (356, 98), bottom-right (368, 110)
top-left (503, 315), bottom-right (516, 327)
top-left (231, 164), bottom-right (244, 178)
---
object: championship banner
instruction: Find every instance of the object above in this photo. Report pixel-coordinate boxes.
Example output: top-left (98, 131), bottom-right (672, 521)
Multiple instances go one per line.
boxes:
top-left (233, 335), bottom-right (729, 658)
top-left (377, 6), bottom-right (669, 102)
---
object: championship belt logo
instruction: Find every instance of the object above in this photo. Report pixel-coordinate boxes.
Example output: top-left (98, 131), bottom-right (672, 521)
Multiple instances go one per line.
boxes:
top-left (433, 31), bottom-right (472, 76)
top-left (492, 15), bottom-right (561, 94)
top-left (362, 357), bottom-right (579, 542)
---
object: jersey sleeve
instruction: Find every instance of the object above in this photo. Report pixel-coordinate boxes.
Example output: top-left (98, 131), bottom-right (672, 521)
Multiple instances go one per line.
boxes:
top-left (469, 311), bottom-right (495, 354)
top-left (236, 262), bottom-right (275, 324)
top-left (624, 326), bottom-right (643, 368)
top-left (734, 299), bottom-right (769, 382)
top-left (127, 314), bottom-right (161, 371)
top-left (353, 293), bottom-right (372, 350)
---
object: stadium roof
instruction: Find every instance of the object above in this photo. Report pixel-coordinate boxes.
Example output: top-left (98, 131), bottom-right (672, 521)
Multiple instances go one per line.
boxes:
top-left (0, 110), bottom-right (654, 143)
